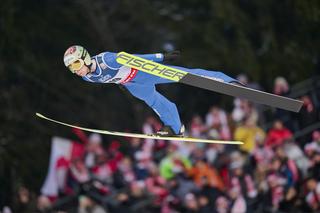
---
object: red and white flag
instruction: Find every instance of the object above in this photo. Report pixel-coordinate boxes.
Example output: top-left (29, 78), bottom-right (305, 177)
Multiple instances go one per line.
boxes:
top-left (41, 137), bottom-right (85, 197)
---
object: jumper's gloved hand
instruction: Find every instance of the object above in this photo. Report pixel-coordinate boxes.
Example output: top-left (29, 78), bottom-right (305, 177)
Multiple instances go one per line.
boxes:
top-left (163, 51), bottom-right (180, 62)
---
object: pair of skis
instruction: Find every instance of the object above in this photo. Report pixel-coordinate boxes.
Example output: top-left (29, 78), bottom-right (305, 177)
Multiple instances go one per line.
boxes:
top-left (36, 52), bottom-right (303, 145)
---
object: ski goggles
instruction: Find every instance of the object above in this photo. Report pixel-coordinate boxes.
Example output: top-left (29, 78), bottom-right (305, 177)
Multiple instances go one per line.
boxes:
top-left (68, 59), bottom-right (85, 73)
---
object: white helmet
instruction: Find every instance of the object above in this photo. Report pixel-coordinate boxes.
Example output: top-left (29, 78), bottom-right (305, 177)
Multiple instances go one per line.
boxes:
top-left (63, 45), bottom-right (91, 73)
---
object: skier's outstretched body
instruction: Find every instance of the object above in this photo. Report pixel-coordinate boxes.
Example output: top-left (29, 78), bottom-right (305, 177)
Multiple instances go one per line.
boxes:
top-left (63, 45), bottom-right (239, 136)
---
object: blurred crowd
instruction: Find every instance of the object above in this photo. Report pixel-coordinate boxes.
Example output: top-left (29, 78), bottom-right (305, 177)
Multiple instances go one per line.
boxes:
top-left (4, 75), bottom-right (320, 213)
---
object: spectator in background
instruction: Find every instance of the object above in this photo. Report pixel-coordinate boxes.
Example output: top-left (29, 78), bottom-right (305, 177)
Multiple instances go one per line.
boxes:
top-left (2, 206), bottom-right (12, 213)
top-left (224, 151), bottom-right (245, 181)
top-left (272, 77), bottom-right (294, 126)
top-left (206, 106), bottom-right (231, 140)
top-left (278, 187), bottom-right (298, 213)
top-left (56, 156), bottom-right (71, 196)
top-left (62, 138), bottom-right (87, 193)
top-left (251, 132), bottom-right (272, 167)
top-left (232, 100), bottom-right (259, 125)
top-left (232, 97), bottom-right (246, 124)
top-left (305, 141), bottom-right (319, 160)
top-left (273, 145), bottom-right (300, 184)
top-left (142, 115), bottom-right (163, 146)
top-left (106, 140), bottom-right (123, 173)
top-left (283, 139), bottom-right (310, 177)
top-left (305, 131), bottom-right (320, 166)
top-left (197, 193), bottom-right (212, 213)
top-left (91, 152), bottom-right (113, 185)
top-left (13, 186), bottom-right (37, 213)
top-left (189, 146), bottom-right (206, 163)
top-left (214, 196), bottom-right (230, 213)
top-left (251, 133), bottom-right (273, 193)
top-left (307, 151), bottom-right (320, 181)
top-left (111, 192), bottom-right (131, 213)
top-left (133, 150), bottom-right (153, 180)
top-left (298, 95), bottom-right (320, 134)
top-left (166, 175), bottom-right (198, 205)
top-left (198, 175), bottom-right (224, 211)
top-left (182, 193), bottom-right (200, 213)
top-left (159, 144), bottom-right (192, 180)
top-left (85, 133), bottom-right (104, 169)
top-left (188, 159), bottom-right (225, 191)
top-left (36, 195), bottom-right (52, 212)
top-left (129, 181), bottom-right (154, 212)
top-left (306, 130), bottom-right (320, 152)
top-left (72, 129), bottom-right (106, 173)
top-left (142, 116), bottom-right (167, 157)
top-left (229, 186), bottom-right (247, 213)
top-left (304, 134), bottom-right (320, 180)
top-left (174, 140), bottom-right (197, 159)
top-left (273, 77), bottom-right (290, 97)
top-left (237, 74), bottom-right (263, 91)
top-left (78, 196), bottom-right (107, 213)
top-left (232, 74), bottom-right (265, 125)
top-left (265, 159), bottom-right (288, 211)
top-left (228, 161), bottom-right (257, 203)
top-left (266, 153), bottom-right (299, 211)
top-left (205, 143), bottom-right (225, 165)
top-left (189, 115), bottom-right (207, 138)
top-left (304, 177), bottom-right (320, 212)
top-left (142, 116), bottom-right (162, 135)
top-left (67, 157), bottom-right (91, 193)
top-left (265, 120), bottom-right (293, 148)
top-left (112, 181), bottom-right (153, 213)
top-left (253, 160), bottom-right (269, 196)
top-left (234, 116), bottom-right (266, 154)
top-left (113, 157), bottom-right (136, 189)
top-left (127, 137), bottom-right (142, 160)
top-left (145, 163), bottom-right (168, 208)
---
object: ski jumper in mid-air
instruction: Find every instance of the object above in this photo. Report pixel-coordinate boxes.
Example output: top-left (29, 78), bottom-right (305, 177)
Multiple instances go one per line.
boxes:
top-left (63, 45), bottom-right (239, 136)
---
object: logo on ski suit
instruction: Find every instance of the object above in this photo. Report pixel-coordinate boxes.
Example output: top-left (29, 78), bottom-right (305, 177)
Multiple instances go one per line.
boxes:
top-left (116, 52), bottom-right (187, 82)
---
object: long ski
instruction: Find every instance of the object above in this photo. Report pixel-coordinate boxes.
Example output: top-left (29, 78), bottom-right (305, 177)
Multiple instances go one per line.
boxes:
top-left (116, 52), bottom-right (303, 112)
top-left (36, 113), bottom-right (243, 145)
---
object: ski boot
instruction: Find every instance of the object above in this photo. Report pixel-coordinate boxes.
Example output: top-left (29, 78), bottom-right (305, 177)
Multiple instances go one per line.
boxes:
top-left (156, 125), bottom-right (185, 137)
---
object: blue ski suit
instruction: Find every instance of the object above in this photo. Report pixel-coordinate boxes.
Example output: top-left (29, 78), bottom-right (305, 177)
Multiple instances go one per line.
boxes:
top-left (82, 52), bottom-right (237, 134)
